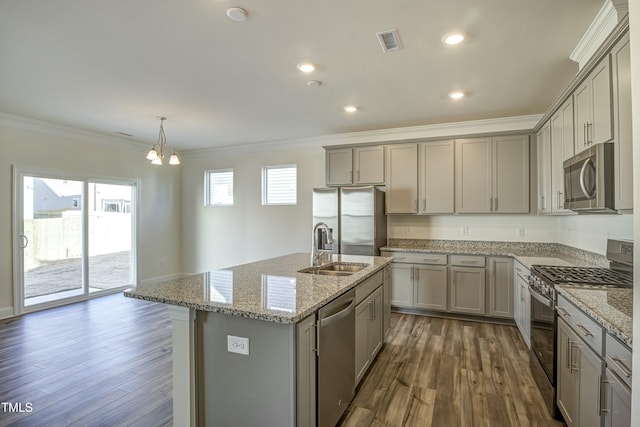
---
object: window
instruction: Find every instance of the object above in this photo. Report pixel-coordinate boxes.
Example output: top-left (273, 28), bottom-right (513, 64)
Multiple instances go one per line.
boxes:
top-left (205, 169), bottom-right (234, 206)
top-left (262, 165), bottom-right (297, 205)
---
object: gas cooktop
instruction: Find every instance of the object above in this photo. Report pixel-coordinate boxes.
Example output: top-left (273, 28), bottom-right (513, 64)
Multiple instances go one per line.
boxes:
top-left (531, 265), bottom-right (633, 288)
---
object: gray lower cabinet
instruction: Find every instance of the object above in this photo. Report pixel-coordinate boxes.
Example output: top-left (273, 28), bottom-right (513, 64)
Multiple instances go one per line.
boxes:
top-left (487, 257), bottom-right (513, 318)
top-left (557, 295), bottom-right (606, 427)
top-left (449, 266), bottom-right (485, 315)
top-left (414, 264), bottom-right (448, 311)
top-left (603, 367), bottom-right (631, 427)
top-left (449, 255), bottom-right (486, 315)
top-left (296, 314), bottom-right (317, 427)
top-left (513, 261), bottom-right (530, 347)
top-left (355, 286), bottom-right (383, 385)
top-left (389, 263), bottom-right (414, 307)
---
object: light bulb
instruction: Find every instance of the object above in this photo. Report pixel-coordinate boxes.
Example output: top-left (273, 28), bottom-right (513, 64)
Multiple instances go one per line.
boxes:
top-left (146, 148), bottom-right (158, 161)
top-left (169, 153), bottom-right (180, 165)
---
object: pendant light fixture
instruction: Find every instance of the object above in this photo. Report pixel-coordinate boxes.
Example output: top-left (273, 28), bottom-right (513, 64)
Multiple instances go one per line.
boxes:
top-left (145, 117), bottom-right (180, 166)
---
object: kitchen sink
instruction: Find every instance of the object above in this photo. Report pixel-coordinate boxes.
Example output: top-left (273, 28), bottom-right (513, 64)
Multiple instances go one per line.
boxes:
top-left (298, 262), bottom-right (369, 276)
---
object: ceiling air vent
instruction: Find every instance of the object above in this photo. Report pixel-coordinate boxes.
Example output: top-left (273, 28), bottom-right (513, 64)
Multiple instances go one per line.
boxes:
top-left (376, 29), bottom-right (402, 52)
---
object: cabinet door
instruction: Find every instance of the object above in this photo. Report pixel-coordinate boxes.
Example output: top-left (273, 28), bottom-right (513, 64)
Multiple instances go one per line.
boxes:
top-left (368, 287), bottom-right (384, 360)
top-left (590, 57), bottom-right (613, 145)
top-left (354, 146), bottom-right (385, 185)
top-left (521, 281), bottom-right (530, 347)
top-left (389, 263), bottom-right (413, 307)
top-left (574, 80), bottom-right (591, 155)
top-left (604, 369), bottom-right (631, 427)
top-left (419, 140), bottom-right (454, 214)
top-left (455, 138), bottom-right (492, 213)
top-left (493, 135), bottom-right (529, 213)
top-left (355, 300), bottom-right (370, 384)
top-left (382, 266), bottom-right (391, 337)
top-left (611, 33), bottom-right (633, 211)
top-left (386, 144), bottom-right (419, 213)
top-left (537, 121), bottom-right (552, 213)
top-left (577, 341), bottom-right (604, 427)
top-left (449, 267), bottom-right (485, 315)
top-left (326, 148), bottom-right (353, 186)
top-left (557, 318), bottom-right (579, 427)
top-left (487, 257), bottom-right (513, 318)
top-left (296, 314), bottom-right (317, 427)
top-left (551, 100), bottom-right (573, 213)
top-left (413, 265), bottom-right (447, 311)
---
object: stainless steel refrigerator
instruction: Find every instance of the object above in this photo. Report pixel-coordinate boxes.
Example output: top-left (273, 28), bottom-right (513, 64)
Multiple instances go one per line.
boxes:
top-left (312, 186), bottom-right (387, 256)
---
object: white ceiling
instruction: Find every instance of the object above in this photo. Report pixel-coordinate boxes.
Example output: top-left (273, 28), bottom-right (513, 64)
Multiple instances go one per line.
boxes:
top-left (0, 0), bottom-right (604, 151)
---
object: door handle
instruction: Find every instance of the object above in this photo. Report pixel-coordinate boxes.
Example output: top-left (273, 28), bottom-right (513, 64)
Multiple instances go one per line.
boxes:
top-left (20, 235), bottom-right (29, 249)
top-left (584, 123), bottom-right (587, 146)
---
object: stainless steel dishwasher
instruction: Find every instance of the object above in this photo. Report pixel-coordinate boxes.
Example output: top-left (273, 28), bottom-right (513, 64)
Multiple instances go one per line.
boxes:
top-left (317, 289), bottom-right (356, 427)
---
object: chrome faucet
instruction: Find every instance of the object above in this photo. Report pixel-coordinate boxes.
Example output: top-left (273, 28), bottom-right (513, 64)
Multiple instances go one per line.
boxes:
top-left (311, 222), bottom-right (334, 268)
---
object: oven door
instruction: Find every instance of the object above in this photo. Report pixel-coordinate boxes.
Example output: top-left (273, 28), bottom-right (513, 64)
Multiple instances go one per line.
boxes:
top-left (529, 286), bottom-right (556, 383)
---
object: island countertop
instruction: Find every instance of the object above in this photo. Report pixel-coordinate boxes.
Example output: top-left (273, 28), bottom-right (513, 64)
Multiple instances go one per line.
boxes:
top-left (124, 252), bottom-right (392, 324)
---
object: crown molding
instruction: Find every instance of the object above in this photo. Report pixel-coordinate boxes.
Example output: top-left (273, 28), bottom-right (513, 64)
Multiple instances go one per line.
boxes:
top-left (569, 0), bottom-right (619, 69)
top-left (182, 114), bottom-right (542, 158)
top-left (0, 112), bottom-right (149, 154)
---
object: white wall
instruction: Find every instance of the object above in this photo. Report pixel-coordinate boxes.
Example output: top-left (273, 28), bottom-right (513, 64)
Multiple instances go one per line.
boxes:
top-left (0, 115), bottom-right (182, 318)
top-left (180, 144), bottom-right (326, 274)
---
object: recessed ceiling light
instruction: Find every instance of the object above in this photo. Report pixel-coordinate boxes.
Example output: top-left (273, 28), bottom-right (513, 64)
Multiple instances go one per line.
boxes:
top-left (344, 105), bottom-right (358, 113)
top-left (297, 63), bottom-right (315, 73)
top-left (448, 91), bottom-right (465, 100)
top-left (442, 32), bottom-right (465, 45)
top-left (226, 7), bottom-right (248, 22)
top-left (306, 80), bottom-right (322, 87)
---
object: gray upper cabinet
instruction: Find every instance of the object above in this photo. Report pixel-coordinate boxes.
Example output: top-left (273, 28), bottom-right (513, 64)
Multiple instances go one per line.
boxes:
top-left (456, 135), bottom-right (529, 213)
top-left (455, 137), bottom-right (493, 213)
top-left (550, 98), bottom-right (574, 213)
top-left (325, 148), bottom-right (353, 186)
top-left (493, 135), bottom-right (529, 213)
top-left (574, 56), bottom-right (613, 155)
top-left (611, 32), bottom-right (633, 211)
top-left (385, 143), bottom-right (419, 213)
top-left (537, 122), bottom-right (552, 214)
top-left (325, 146), bottom-right (385, 186)
top-left (419, 140), bottom-right (455, 214)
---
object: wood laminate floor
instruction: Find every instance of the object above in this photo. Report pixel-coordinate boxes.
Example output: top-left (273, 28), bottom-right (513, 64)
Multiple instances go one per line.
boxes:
top-left (1, 295), bottom-right (564, 427)
top-left (0, 294), bottom-right (172, 427)
top-left (340, 313), bottom-right (565, 427)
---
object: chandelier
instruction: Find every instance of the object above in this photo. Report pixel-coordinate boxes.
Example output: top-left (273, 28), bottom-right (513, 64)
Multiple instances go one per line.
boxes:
top-left (145, 117), bottom-right (180, 165)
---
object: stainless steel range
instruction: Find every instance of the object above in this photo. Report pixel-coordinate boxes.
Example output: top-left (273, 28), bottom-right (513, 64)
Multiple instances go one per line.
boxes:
top-left (528, 239), bottom-right (633, 420)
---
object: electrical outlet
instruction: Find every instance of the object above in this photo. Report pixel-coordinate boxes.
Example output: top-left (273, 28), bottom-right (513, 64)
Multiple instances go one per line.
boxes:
top-left (460, 226), bottom-right (469, 236)
top-left (227, 335), bottom-right (249, 356)
top-left (517, 227), bottom-right (525, 238)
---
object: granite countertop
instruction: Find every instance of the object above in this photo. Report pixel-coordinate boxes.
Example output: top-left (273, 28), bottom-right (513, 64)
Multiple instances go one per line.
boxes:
top-left (124, 253), bottom-right (392, 324)
top-left (381, 239), bottom-right (608, 269)
top-left (556, 285), bottom-right (633, 348)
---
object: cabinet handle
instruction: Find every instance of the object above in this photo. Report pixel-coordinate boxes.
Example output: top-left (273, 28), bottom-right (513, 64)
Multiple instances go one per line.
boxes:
top-left (349, 170), bottom-right (353, 182)
top-left (494, 198), bottom-right (498, 211)
top-left (557, 306), bottom-right (570, 317)
top-left (597, 375), bottom-right (602, 415)
top-left (490, 198), bottom-right (493, 211)
top-left (576, 323), bottom-right (594, 337)
top-left (607, 355), bottom-right (632, 378)
top-left (566, 337), bottom-right (571, 370)
top-left (587, 122), bottom-right (593, 144)
top-left (313, 322), bottom-right (320, 355)
top-left (422, 198), bottom-right (426, 211)
top-left (415, 268), bottom-right (419, 280)
top-left (540, 195), bottom-right (545, 211)
top-left (423, 258), bottom-right (440, 263)
top-left (369, 300), bottom-right (374, 320)
top-left (569, 341), bottom-right (578, 374)
top-left (600, 379), bottom-right (610, 414)
top-left (460, 260), bottom-right (479, 265)
top-left (410, 266), bottom-right (414, 280)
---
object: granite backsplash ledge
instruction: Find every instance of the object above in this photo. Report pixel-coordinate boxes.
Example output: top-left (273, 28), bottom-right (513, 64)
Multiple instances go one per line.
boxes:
top-left (384, 239), bottom-right (609, 267)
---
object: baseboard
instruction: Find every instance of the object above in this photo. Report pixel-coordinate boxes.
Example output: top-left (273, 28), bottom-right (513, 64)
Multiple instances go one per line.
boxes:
top-left (139, 272), bottom-right (188, 286)
top-left (0, 306), bottom-right (15, 320)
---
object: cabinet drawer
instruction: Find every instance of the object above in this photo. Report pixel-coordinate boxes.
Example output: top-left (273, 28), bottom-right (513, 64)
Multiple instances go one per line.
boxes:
top-left (450, 255), bottom-right (485, 267)
top-left (384, 252), bottom-right (447, 265)
top-left (557, 294), bottom-right (604, 356)
top-left (355, 271), bottom-right (383, 305)
top-left (606, 333), bottom-right (632, 388)
top-left (514, 261), bottom-right (530, 281)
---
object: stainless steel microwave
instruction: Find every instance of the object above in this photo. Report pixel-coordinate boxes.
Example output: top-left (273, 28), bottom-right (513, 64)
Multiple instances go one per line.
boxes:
top-left (563, 143), bottom-right (615, 213)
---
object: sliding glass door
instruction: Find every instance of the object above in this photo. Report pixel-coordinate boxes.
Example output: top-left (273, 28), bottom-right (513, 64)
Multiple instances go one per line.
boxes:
top-left (14, 168), bottom-right (137, 314)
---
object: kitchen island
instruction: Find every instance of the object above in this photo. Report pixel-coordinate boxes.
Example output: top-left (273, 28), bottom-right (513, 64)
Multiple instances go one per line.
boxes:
top-left (124, 252), bottom-right (392, 427)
